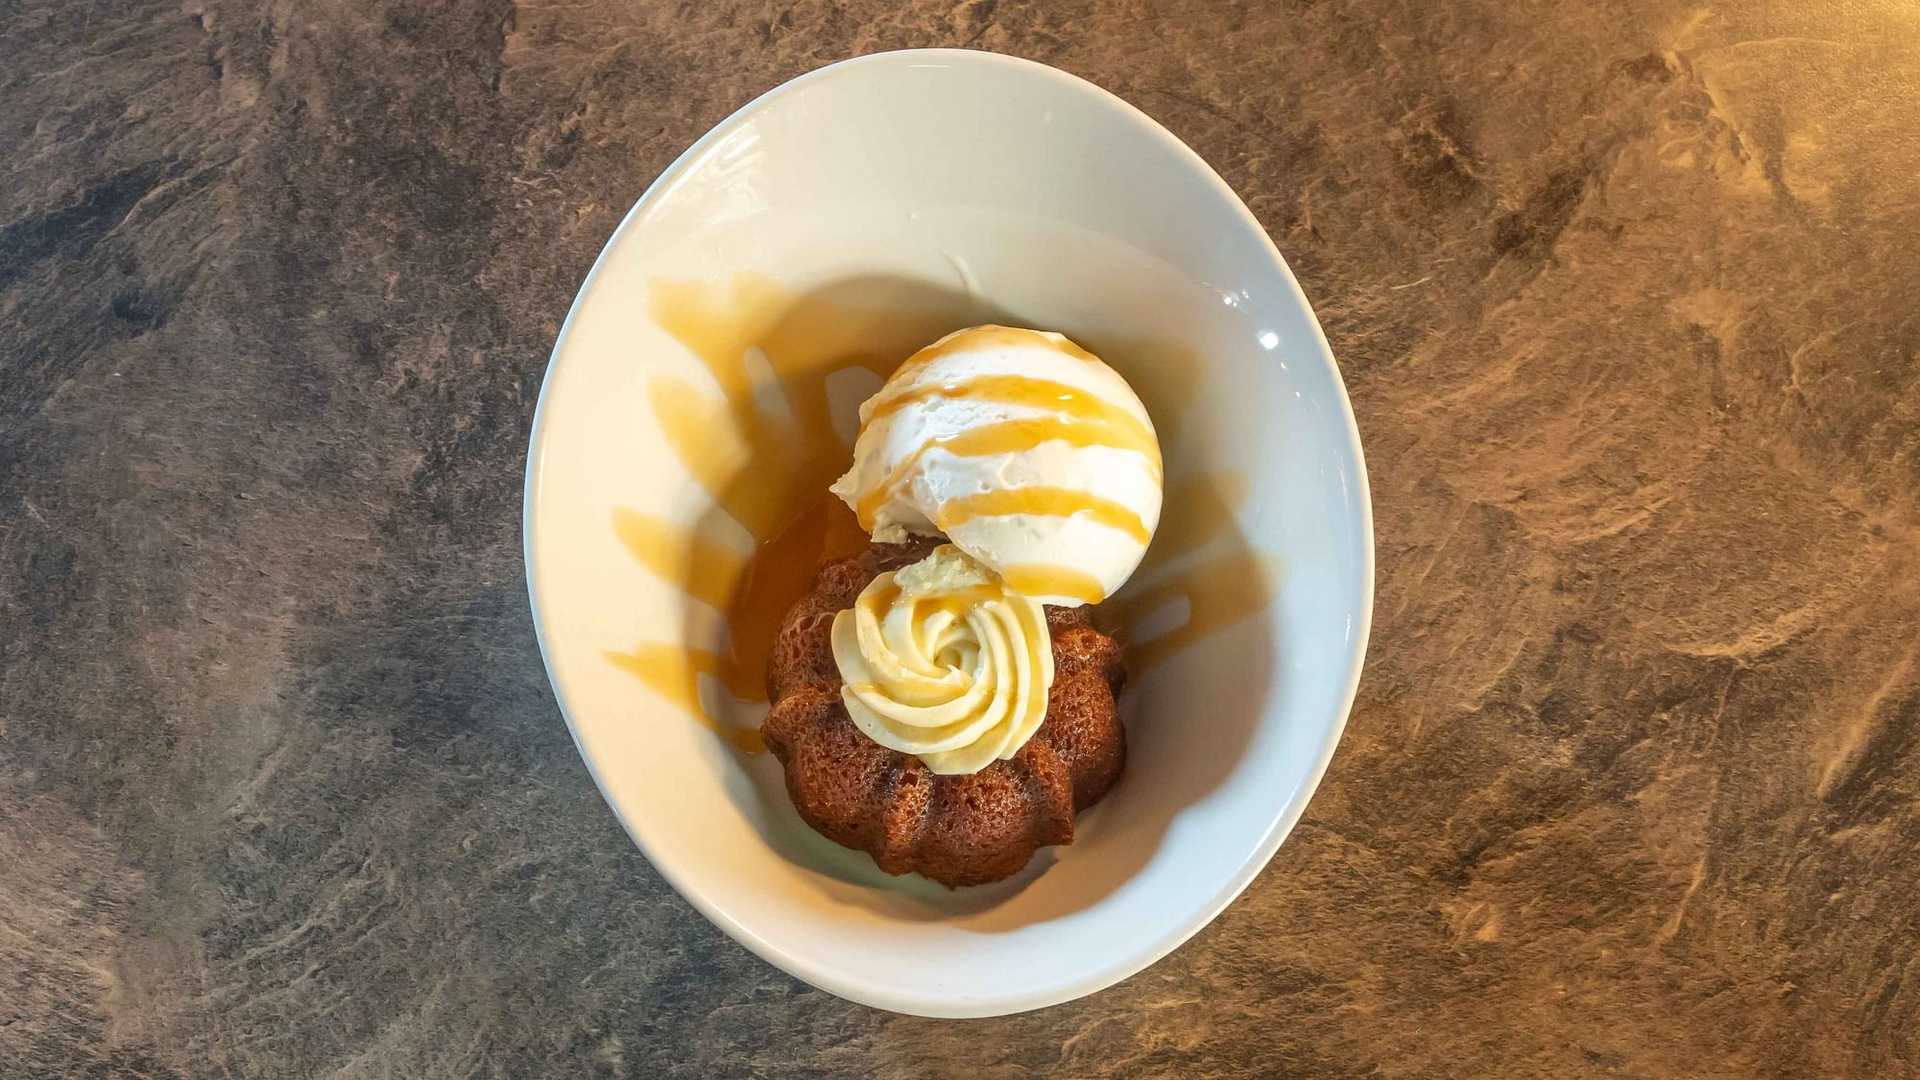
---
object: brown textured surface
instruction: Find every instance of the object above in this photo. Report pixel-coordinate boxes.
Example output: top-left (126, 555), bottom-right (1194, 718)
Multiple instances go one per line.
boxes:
top-left (3, 0), bottom-right (1919, 1076)
top-left (763, 540), bottom-right (1127, 886)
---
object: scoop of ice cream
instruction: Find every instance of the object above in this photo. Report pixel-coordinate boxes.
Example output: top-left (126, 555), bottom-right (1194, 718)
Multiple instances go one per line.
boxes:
top-left (829, 325), bottom-right (1162, 606)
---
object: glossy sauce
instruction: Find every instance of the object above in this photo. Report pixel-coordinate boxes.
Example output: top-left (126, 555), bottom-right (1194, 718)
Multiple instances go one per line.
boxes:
top-left (722, 494), bottom-right (868, 702)
top-left (855, 414), bottom-right (1164, 528)
top-left (935, 487), bottom-right (1153, 546)
top-left (862, 374), bottom-right (1154, 446)
top-left (924, 585), bottom-right (1006, 618)
top-left (1002, 564), bottom-right (1108, 605)
top-left (862, 583), bottom-right (1008, 630)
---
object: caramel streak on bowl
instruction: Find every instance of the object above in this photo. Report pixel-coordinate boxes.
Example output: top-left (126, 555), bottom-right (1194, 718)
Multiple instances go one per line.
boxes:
top-left (614, 507), bottom-right (747, 613)
top-left (603, 645), bottom-right (766, 753)
top-left (607, 276), bottom-right (960, 750)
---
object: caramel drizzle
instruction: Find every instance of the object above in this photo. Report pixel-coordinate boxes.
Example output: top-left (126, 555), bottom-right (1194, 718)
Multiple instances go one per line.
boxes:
top-left (853, 374), bottom-right (1161, 546)
top-left (1002, 564), bottom-right (1108, 605)
top-left (912, 584), bottom-right (1005, 618)
top-left (855, 415), bottom-right (1163, 528)
top-left (862, 374), bottom-right (1155, 447)
top-left (935, 486), bottom-right (1154, 546)
top-left (868, 582), bottom-right (1011, 625)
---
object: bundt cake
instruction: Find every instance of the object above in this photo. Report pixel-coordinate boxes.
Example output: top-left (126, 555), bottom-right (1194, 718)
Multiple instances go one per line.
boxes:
top-left (763, 536), bottom-right (1128, 887)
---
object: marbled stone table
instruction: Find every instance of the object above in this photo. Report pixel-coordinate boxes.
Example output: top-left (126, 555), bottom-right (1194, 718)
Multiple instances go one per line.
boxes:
top-left (4, 2), bottom-right (1917, 1076)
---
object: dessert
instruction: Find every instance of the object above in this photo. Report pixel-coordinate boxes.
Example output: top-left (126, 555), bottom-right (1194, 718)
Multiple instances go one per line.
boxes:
top-left (764, 326), bottom-right (1162, 887)
top-left (763, 537), bottom-right (1127, 886)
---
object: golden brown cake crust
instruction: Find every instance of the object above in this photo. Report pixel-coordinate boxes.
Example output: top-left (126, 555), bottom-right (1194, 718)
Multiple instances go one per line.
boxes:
top-left (761, 538), bottom-right (1128, 887)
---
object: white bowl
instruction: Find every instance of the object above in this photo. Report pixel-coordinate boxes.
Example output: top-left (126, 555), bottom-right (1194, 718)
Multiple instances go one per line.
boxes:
top-left (524, 50), bottom-right (1372, 1018)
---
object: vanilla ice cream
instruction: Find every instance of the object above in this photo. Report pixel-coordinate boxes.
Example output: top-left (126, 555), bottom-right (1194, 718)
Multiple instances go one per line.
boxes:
top-left (830, 326), bottom-right (1163, 606)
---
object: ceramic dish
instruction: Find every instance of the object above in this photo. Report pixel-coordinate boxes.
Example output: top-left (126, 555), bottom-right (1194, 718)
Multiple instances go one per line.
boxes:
top-left (523, 49), bottom-right (1373, 1017)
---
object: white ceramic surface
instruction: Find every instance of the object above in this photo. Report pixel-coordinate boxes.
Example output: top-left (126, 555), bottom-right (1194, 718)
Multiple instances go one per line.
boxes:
top-left (523, 49), bottom-right (1373, 1018)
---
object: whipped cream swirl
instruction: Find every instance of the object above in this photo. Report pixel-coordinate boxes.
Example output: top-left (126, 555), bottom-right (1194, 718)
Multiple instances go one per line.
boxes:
top-left (830, 545), bottom-right (1053, 775)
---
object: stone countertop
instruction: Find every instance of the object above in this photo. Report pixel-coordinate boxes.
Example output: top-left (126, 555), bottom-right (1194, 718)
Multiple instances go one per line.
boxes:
top-left (4, 2), bottom-right (1917, 1076)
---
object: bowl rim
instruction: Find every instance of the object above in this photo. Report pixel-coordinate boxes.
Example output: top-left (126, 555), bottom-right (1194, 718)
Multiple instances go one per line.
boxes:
top-left (521, 47), bottom-right (1376, 1017)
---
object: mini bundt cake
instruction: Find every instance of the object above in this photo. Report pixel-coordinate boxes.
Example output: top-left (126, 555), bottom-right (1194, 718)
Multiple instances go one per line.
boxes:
top-left (763, 537), bottom-right (1127, 887)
